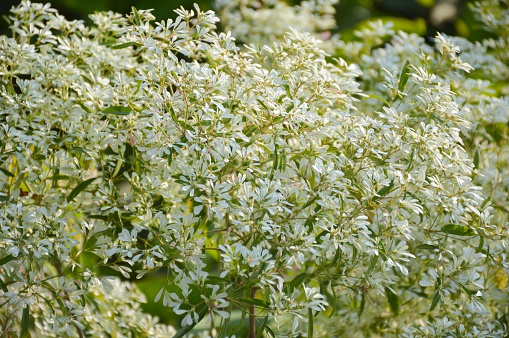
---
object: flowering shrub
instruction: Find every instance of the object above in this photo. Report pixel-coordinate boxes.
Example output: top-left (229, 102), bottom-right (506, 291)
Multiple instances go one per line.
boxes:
top-left (1, 0), bottom-right (509, 337)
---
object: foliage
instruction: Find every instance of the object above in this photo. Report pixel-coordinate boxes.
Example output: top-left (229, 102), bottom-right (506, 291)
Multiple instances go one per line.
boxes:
top-left (0, 0), bottom-right (509, 337)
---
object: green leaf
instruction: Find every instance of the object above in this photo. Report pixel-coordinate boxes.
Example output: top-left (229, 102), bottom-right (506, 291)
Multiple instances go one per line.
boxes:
top-left (385, 287), bottom-right (399, 316)
top-left (111, 41), bottom-right (142, 49)
top-left (473, 149), bottom-right (480, 169)
top-left (66, 177), bottom-right (98, 202)
top-left (366, 255), bottom-right (378, 275)
top-left (315, 230), bottom-right (329, 244)
top-left (0, 254), bottom-right (15, 266)
top-left (476, 236), bottom-right (484, 253)
top-left (301, 195), bottom-right (319, 211)
top-left (283, 84), bottom-right (292, 98)
top-left (239, 297), bottom-right (270, 309)
top-left (264, 325), bottom-right (276, 338)
top-left (398, 60), bottom-right (411, 94)
top-left (70, 147), bottom-right (90, 155)
top-left (0, 167), bottom-right (14, 177)
top-left (169, 107), bottom-right (192, 131)
top-left (359, 291), bottom-right (366, 317)
top-left (132, 6), bottom-right (141, 26)
top-left (288, 273), bottom-right (308, 292)
top-left (486, 122), bottom-right (506, 144)
top-left (272, 142), bottom-right (279, 173)
top-left (217, 308), bottom-right (231, 338)
top-left (430, 289), bottom-right (440, 311)
top-left (172, 306), bottom-right (208, 338)
top-left (20, 305), bottom-right (30, 338)
top-left (441, 224), bottom-right (475, 236)
top-left (133, 79), bottom-right (143, 96)
top-left (230, 308), bottom-right (247, 335)
top-left (47, 175), bottom-right (70, 181)
top-left (329, 248), bottom-right (342, 267)
top-left (256, 315), bottom-right (269, 338)
top-left (459, 284), bottom-right (473, 297)
top-left (371, 180), bottom-right (394, 203)
top-left (206, 275), bottom-right (229, 284)
top-left (101, 106), bottom-right (132, 115)
top-left (328, 284), bottom-right (337, 318)
top-left (0, 281), bottom-right (7, 294)
top-left (2, 14), bottom-right (12, 25)
top-left (406, 148), bottom-right (415, 171)
top-left (416, 244), bottom-right (439, 251)
top-left (256, 99), bottom-right (269, 111)
top-left (364, 93), bottom-right (390, 107)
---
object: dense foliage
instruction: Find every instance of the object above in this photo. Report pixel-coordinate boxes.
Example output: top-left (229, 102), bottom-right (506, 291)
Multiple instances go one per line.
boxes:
top-left (1, 0), bottom-right (509, 337)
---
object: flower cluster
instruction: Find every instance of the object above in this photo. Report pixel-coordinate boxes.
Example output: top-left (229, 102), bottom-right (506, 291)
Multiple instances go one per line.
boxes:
top-left (0, 0), bottom-right (508, 337)
top-left (214, 0), bottom-right (338, 45)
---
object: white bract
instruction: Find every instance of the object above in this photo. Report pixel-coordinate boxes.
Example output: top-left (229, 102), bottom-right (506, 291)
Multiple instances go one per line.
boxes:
top-left (0, 0), bottom-right (508, 337)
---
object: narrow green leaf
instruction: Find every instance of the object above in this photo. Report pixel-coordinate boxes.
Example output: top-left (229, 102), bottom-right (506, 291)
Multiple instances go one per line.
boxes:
top-left (406, 148), bottom-right (415, 171)
top-left (459, 284), bottom-right (473, 297)
top-left (132, 7), bottom-right (141, 26)
top-left (364, 93), bottom-right (390, 106)
top-left (329, 247), bottom-right (342, 267)
top-left (0, 277), bottom-right (8, 293)
top-left (359, 292), bottom-right (366, 317)
top-left (111, 159), bottom-right (123, 179)
top-left (366, 255), bottom-right (378, 275)
top-left (70, 147), bottom-right (89, 155)
top-left (473, 149), bottom-right (480, 169)
top-left (385, 287), bottom-right (399, 316)
top-left (230, 308), bottom-right (247, 335)
top-left (256, 315), bottom-right (269, 338)
top-left (244, 132), bottom-right (260, 148)
top-left (441, 224), bottom-right (475, 236)
top-left (265, 325), bottom-right (276, 338)
top-left (256, 99), bottom-right (269, 111)
top-left (486, 122), bottom-right (506, 144)
top-left (416, 244), bottom-right (439, 251)
top-left (172, 306), bottom-right (208, 338)
top-left (239, 297), bottom-right (270, 309)
top-left (398, 60), bottom-right (411, 93)
top-left (476, 236), bottom-right (484, 253)
top-left (111, 41), bottom-right (142, 49)
top-left (88, 214), bottom-right (108, 221)
top-left (206, 275), bottom-right (229, 284)
top-left (272, 142), bottom-right (279, 172)
top-left (20, 305), bottom-right (30, 338)
top-left (169, 107), bottom-right (192, 131)
top-left (328, 284), bottom-right (337, 318)
top-left (301, 195), bottom-right (319, 211)
top-left (0, 167), bottom-right (14, 177)
top-left (217, 307), bottom-right (231, 338)
top-left (288, 273), bottom-right (308, 292)
top-left (283, 84), bottom-right (292, 98)
top-left (66, 177), bottom-right (98, 202)
top-left (372, 180), bottom-right (394, 203)
top-left (315, 230), bottom-right (329, 244)
top-left (430, 289), bottom-right (440, 311)
top-left (101, 106), bottom-right (132, 115)
top-left (47, 175), bottom-right (70, 181)
top-left (0, 254), bottom-right (15, 266)
top-left (2, 14), bottom-right (12, 25)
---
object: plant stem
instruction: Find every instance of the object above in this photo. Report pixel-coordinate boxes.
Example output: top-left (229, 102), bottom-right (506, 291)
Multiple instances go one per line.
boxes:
top-left (248, 286), bottom-right (256, 338)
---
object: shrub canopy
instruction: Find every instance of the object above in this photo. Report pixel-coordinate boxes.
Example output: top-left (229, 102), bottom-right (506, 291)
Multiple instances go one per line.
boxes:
top-left (1, 0), bottom-right (509, 337)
